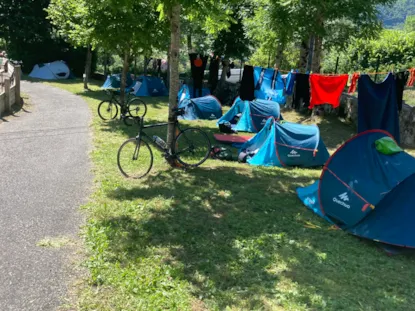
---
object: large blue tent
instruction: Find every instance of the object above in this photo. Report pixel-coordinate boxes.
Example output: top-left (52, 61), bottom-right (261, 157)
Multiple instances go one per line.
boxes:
top-left (254, 67), bottom-right (286, 105)
top-left (178, 95), bottom-right (222, 120)
top-left (238, 118), bottom-right (329, 167)
top-left (134, 75), bottom-right (168, 96)
top-left (178, 84), bottom-right (211, 101)
top-left (297, 130), bottom-right (415, 248)
top-left (217, 97), bottom-right (281, 133)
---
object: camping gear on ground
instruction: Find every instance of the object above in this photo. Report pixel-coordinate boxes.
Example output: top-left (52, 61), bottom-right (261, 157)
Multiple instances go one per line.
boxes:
top-left (395, 71), bottom-right (409, 112)
top-left (133, 75), bottom-right (168, 97)
top-left (208, 56), bottom-right (220, 93)
top-left (297, 129), bottom-right (415, 248)
top-left (178, 95), bottom-right (222, 120)
top-left (293, 73), bottom-right (310, 110)
top-left (190, 53), bottom-right (208, 98)
top-left (29, 61), bottom-right (70, 80)
top-left (210, 146), bottom-right (233, 161)
top-left (217, 97), bottom-right (281, 133)
top-left (218, 122), bottom-right (237, 134)
top-left (102, 73), bottom-right (135, 90)
top-left (358, 73), bottom-right (400, 143)
top-left (178, 84), bottom-right (211, 101)
top-left (254, 67), bottom-right (286, 105)
top-left (213, 134), bottom-right (252, 144)
top-left (309, 74), bottom-right (349, 109)
top-left (239, 65), bottom-right (255, 101)
top-left (238, 118), bottom-right (329, 167)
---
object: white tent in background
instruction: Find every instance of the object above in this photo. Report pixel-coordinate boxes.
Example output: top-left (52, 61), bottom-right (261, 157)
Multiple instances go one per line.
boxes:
top-left (29, 61), bottom-right (70, 80)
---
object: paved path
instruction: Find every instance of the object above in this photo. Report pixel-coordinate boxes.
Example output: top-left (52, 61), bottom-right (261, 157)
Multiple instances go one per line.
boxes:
top-left (0, 81), bottom-right (91, 311)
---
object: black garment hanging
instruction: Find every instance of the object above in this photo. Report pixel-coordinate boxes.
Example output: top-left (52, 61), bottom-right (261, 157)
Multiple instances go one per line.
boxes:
top-left (239, 65), bottom-right (255, 101)
top-left (293, 73), bottom-right (310, 109)
top-left (189, 53), bottom-right (208, 98)
top-left (208, 56), bottom-right (219, 93)
top-left (395, 71), bottom-right (409, 112)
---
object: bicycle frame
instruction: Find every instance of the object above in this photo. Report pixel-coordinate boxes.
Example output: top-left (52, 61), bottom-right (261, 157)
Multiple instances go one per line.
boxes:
top-left (134, 119), bottom-right (183, 153)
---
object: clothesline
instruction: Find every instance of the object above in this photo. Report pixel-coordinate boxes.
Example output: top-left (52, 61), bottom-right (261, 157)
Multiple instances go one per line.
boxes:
top-left (274, 68), bottom-right (412, 76)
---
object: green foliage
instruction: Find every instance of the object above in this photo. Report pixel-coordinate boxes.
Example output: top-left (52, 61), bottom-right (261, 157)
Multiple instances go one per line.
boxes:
top-left (322, 29), bottom-right (415, 73)
top-left (379, 0), bottom-right (415, 28)
top-left (404, 15), bottom-right (415, 32)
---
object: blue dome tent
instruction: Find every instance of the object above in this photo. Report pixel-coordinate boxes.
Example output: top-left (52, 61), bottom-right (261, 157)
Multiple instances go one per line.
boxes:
top-left (133, 75), bottom-right (168, 96)
top-left (239, 118), bottom-right (329, 167)
top-left (178, 84), bottom-right (211, 101)
top-left (254, 67), bottom-right (286, 105)
top-left (297, 130), bottom-right (415, 248)
top-left (217, 97), bottom-right (281, 133)
top-left (178, 95), bottom-right (222, 120)
top-left (102, 73), bottom-right (134, 89)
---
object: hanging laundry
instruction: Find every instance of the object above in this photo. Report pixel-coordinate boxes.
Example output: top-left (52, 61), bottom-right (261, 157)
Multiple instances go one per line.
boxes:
top-left (239, 65), bottom-right (255, 101)
top-left (358, 73), bottom-right (400, 143)
top-left (285, 71), bottom-right (296, 95)
top-left (348, 73), bottom-right (360, 93)
top-left (406, 68), bottom-right (415, 87)
top-left (254, 68), bottom-right (286, 105)
top-left (292, 73), bottom-right (310, 110)
top-left (189, 53), bottom-right (208, 98)
top-left (395, 71), bottom-right (409, 112)
top-left (208, 55), bottom-right (220, 93)
top-left (309, 74), bottom-right (348, 109)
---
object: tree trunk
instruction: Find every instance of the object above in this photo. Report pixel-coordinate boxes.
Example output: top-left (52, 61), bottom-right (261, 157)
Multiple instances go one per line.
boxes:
top-left (120, 50), bottom-right (130, 105)
top-left (166, 3), bottom-right (181, 150)
top-left (104, 53), bottom-right (109, 76)
top-left (297, 38), bottom-right (310, 72)
top-left (311, 35), bottom-right (323, 73)
top-left (187, 34), bottom-right (192, 52)
top-left (166, 45), bottom-right (171, 89)
top-left (274, 42), bottom-right (285, 68)
top-left (144, 56), bottom-right (148, 76)
top-left (83, 44), bottom-right (92, 90)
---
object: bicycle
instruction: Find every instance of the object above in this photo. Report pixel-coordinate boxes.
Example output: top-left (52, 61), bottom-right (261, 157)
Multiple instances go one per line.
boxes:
top-left (98, 89), bottom-right (147, 125)
top-left (117, 108), bottom-right (211, 179)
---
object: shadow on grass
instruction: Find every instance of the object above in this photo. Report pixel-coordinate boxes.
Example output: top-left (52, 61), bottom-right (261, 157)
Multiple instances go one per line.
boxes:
top-left (97, 165), bottom-right (415, 310)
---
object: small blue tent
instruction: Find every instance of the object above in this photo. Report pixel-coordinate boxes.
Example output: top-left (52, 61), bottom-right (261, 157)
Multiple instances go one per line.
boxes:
top-left (254, 67), bottom-right (286, 105)
top-left (217, 97), bottom-right (281, 133)
top-left (178, 84), bottom-right (211, 101)
top-left (102, 73), bottom-right (134, 89)
top-left (239, 118), bottom-right (329, 167)
top-left (134, 75), bottom-right (168, 96)
top-left (178, 96), bottom-right (222, 120)
top-left (297, 130), bottom-right (415, 248)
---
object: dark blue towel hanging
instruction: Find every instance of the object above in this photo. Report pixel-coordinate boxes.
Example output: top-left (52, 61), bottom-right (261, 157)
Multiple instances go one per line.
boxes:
top-left (357, 73), bottom-right (400, 143)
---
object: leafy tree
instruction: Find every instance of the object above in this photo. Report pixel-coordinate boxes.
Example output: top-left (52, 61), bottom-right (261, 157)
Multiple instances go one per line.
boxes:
top-left (266, 0), bottom-right (396, 72)
top-left (47, 0), bottom-right (96, 89)
top-left (156, 0), bottom-right (238, 149)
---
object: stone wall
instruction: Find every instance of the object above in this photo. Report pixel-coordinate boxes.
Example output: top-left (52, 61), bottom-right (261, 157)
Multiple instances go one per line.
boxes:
top-left (339, 93), bottom-right (415, 147)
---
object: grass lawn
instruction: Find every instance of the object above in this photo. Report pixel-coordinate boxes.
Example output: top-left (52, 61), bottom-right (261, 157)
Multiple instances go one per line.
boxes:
top-left (26, 78), bottom-right (415, 311)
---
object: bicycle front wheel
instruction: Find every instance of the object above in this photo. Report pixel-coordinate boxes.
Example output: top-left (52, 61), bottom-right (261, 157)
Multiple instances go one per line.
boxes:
top-left (128, 98), bottom-right (147, 118)
top-left (117, 138), bottom-right (153, 179)
top-left (98, 100), bottom-right (118, 120)
top-left (174, 128), bottom-right (211, 167)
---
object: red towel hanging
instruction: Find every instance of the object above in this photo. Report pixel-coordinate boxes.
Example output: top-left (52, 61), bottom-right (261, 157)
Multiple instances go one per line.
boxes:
top-left (309, 74), bottom-right (349, 109)
top-left (407, 68), bottom-right (415, 87)
top-left (348, 73), bottom-right (360, 93)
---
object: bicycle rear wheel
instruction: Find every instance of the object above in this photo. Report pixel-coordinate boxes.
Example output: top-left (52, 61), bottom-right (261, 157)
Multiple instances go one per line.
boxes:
top-left (98, 100), bottom-right (118, 120)
top-left (117, 138), bottom-right (153, 179)
top-left (128, 98), bottom-right (147, 118)
top-left (174, 128), bottom-right (211, 167)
